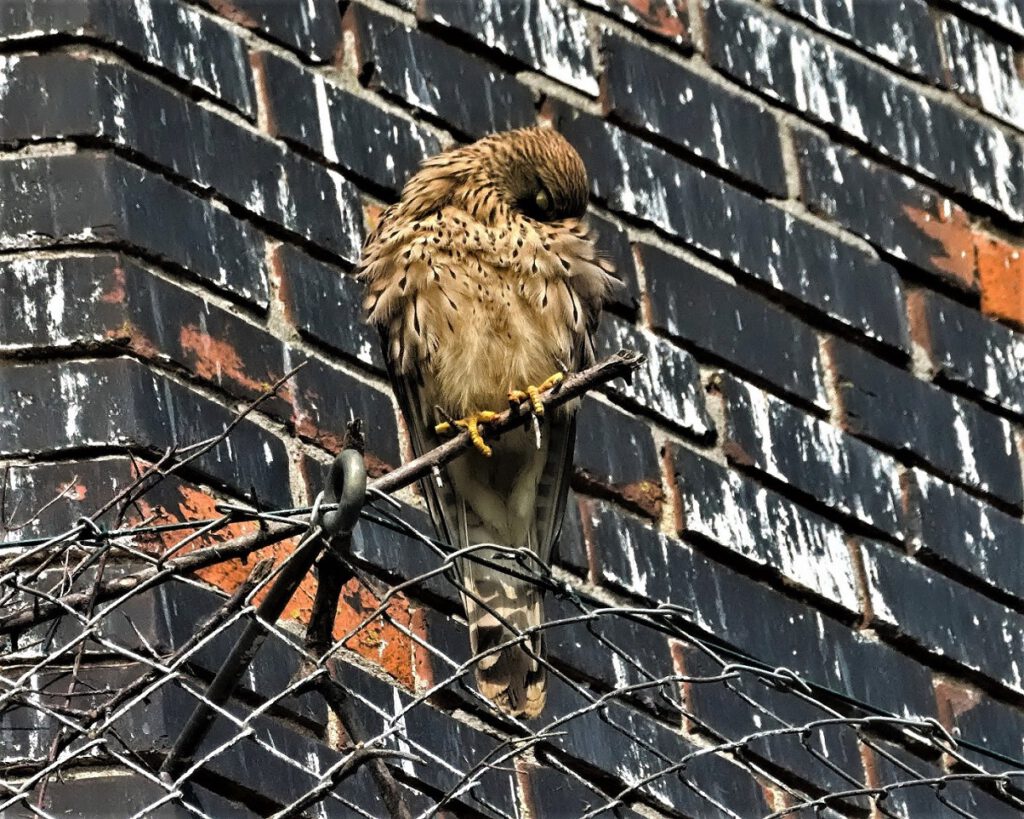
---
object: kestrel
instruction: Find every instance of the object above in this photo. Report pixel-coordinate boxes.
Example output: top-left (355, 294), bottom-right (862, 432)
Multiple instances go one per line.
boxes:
top-left (357, 127), bottom-right (616, 717)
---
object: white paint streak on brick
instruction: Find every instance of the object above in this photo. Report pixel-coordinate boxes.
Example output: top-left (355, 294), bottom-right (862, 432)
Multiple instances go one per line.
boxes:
top-left (314, 76), bottom-right (339, 165)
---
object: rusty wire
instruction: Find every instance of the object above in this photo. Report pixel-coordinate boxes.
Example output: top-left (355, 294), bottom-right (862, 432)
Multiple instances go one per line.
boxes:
top-left (2, 358), bottom-right (1024, 818)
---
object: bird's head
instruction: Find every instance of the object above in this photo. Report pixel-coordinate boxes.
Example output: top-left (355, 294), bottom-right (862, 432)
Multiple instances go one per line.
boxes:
top-left (396, 127), bottom-right (589, 224)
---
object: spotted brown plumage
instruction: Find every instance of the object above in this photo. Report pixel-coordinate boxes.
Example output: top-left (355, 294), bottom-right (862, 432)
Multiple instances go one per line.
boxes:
top-left (356, 127), bottom-right (616, 717)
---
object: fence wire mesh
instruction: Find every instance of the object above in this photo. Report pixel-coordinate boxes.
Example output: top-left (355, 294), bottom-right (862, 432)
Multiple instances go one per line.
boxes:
top-left (2, 362), bottom-right (1024, 819)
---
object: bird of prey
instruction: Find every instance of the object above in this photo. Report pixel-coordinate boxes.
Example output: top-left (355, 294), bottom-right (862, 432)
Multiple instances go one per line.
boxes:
top-left (356, 127), bottom-right (616, 717)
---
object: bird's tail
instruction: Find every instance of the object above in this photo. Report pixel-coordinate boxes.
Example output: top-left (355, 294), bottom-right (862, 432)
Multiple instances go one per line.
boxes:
top-left (461, 547), bottom-right (546, 719)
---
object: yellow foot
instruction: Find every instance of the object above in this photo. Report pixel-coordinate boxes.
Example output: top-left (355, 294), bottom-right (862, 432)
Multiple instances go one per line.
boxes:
top-left (435, 410), bottom-right (500, 457)
top-left (508, 372), bottom-right (565, 417)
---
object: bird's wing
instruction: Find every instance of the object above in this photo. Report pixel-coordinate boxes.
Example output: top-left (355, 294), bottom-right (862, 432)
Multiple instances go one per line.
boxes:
top-left (378, 337), bottom-right (462, 550)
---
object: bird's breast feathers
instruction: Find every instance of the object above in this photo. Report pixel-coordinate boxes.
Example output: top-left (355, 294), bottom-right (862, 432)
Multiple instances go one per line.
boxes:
top-left (361, 208), bottom-right (614, 415)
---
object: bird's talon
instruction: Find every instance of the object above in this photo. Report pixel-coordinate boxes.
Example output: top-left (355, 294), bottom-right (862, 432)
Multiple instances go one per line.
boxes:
top-left (434, 411), bottom-right (498, 457)
top-left (508, 372), bottom-right (565, 418)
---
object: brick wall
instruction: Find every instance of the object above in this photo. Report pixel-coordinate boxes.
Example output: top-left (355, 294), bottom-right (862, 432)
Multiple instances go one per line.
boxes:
top-left (2, 0), bottom-right (1024, 816)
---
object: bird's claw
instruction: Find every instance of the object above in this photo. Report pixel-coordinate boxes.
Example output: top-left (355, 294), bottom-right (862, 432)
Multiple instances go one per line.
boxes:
top-left (435, 410), bottom-right (500, 457)
top-left (508, 372), bottom-right (564, 417)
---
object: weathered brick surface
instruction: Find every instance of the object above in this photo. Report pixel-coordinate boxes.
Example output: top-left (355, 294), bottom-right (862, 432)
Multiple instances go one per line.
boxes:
top-left (719, 374), bottom-right (904, 538)
top-left (0, 0), bottom-right (257, 117)
top-left (796, 129), bottom-right (978, 291)
top-left (669, 444), bottom-right (862, 613)
top-left (706, 0), bottom-right (1024, 221)
top-left (0, 357), bottom-right (291, 506)
top-left (937, 681), bottom-right (1024, 768)
top-left (681, 645), bottom-right (870, 801)
top-left (952, 0), bottom-right (1024, 38)
top-left (418, 0), bottom-right (598, 95)
top-left (941, 12), bottom-right (1024, 130)
top-left (555, 108), bottom-right (911, 353)
top-left (0, 252), bottom-right (293, 418)
top-left (601, 31), bottom-right (787, 194)
top-left (574, 396), bottom-right (663, 515)
top-left (6, 0), bottom-right (1024, 813)
top-left (258, 50), bottom-right (440, 195)
top-left (641, 244), bottom-right (829, 408)
top-left (347, 4), bottom-right (537, 138)
top-left (584, 501), bottom-right (938, 719)
top-left (777, 0), bottom-right (945, 83)
top-left (0, 152), bottom-right (268, 306)
top-left (909, 469), bottom-right (1024, 603)
top-left (521, 764), bottom-right (644, 819)
top-left (829, 338), bottom-right (1022, 508)
top-left (4, 52), bottom-right (365, 264)
top-left (198, 0), bottom-right (342, 62)
top-left (596, 313), bottom-right (715, 438)
top-left (861, 541), bottom-right (1024, 693)
top-left (273, 242), bottom-right (384, 373)
top-left (867, 738), bottom-right (1023, 817)
top-left (584, 0), bottom-right (689, 44)
top-left (586, 209), bottom-right (639, 313)
top-left (914, 287), bottom-right (1024, 418)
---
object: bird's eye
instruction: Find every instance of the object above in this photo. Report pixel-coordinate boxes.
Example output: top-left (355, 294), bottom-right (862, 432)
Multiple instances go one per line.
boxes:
top-left (534, 188), bottom-right (552, 213)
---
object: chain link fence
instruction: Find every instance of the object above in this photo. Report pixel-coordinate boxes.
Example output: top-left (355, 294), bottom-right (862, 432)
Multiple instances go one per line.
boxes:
top-left (2, 357), bottom-right (1023, 818)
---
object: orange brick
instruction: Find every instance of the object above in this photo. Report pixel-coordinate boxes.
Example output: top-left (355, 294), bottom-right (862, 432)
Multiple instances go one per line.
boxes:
top-left (977, 234), bottom-right (1024, 329)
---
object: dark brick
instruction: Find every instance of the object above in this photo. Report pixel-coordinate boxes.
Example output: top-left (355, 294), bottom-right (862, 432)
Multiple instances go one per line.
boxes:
top-left (681, 646), bottom-right (870, 804)
top-left (860, 541), bottom-right (1024, 693)
top-left (582, 0), bottom-right (689, 45)
top-left (0, 152), bottom-right (268, 307)
top-left (7, 770), bottom-right (252, 817)
top-left (641, 244), bottom-right (828, 408)
top-left (0, 53), bottom-right (364, 263)
top-left (201, 0), bottom-right (342, 62)
top-left (941, 13), bottom-right (1024, 130)
top-left (910, 469), bottom-right (1024, 606)
top-left (0, 0), bottom-right (257, 118)
top-left (110, 676), bottom-right (397, 815)
top-left (554, 492), bottom-right (589, 576)
top-left (868, 738), bottom-right (1024, 818)
top-left (938, 684), bottom-right (1024, 769)
top-left (796, 129), bottom-right (978, 291)
top-left (596, 314), bottom-right (715, 438)
top-left (330, 656), bottom-right (516, 818)
top-left (418, 0), bottom-right (598, 95)
top-left (587, 209), bottom-right (639, 314)
top-left (542, 675), bottom-right (773, 818)
top-left (0, 357), bottom-right (291, 507)
top-left (829, 338), bottom-right (1022, 508)
top-left (350, 500), bottom-right (461, 607)
top-left (705, 0), bottom-right (1024, 221)
top-left (151, 580), bottom-right (327, 728)
top-left (0, 457), bottom-right (183, 541)
top-left (602, 32), bottom-right (786, 194)
top-left (259, 50), bottom-right (441, 195)
top-left (292, 356), bottom-right (400, 469)
top-left (719, 374), bottom-right (903, 538)
top-left (554, 108), bottom-right (909, 353)
top-left (522, 762), bottom-right (642, 819)
top-left (670, 445), bottom-right (862, 613)
top-left (347, 4), bottom-right (537, 138)
top-left (953, 0), bottom-right (1024, 38)
top-left (586, 499), bottom-right (938, 719)
top-left (413, 604), bottom-right (477, 700)
top-left (574, 397), bottom-right (662, 515)
top-left (544, 594), bottom-right (677, 715)
top-left (776, 0), bottom-right (945, 83)
top-left (0, 253), bottom-right (295, 419)
top-left (400, 702), bottom-right (517, 817)
top-left (916, 288), bottom-right (1024, 418)
top-left (274, 243), bottom-right (384, 373)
